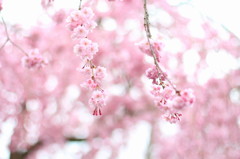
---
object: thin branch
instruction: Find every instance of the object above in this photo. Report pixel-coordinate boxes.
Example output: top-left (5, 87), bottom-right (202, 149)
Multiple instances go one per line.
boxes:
top-left (10, 40), bottom-right (28, 55)
top-left (0, 14), bottom-right (28, 55)
top-left (143, 0), bottom-right (178, 92)
top-left (1, 16), bottom-right (10, 38)
top-left (145, 124), bottom-right (154, 159)
top-left (79, 0), bottom-right (83, 10)
top-left (66, 137), bottom-right (87, 142)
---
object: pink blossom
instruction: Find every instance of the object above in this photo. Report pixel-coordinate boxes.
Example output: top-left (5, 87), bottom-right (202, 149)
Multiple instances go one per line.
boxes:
top-left (73, 44), bottom-right (85, 56)
top-left (89, 90), bottom-right (106, 116)
top-left (95, 66), bottom-right (106, 81)
top-left (66, 8), bottom-right (96, 32)
top-left (21, 49), bottom-right (47, 69)
top-left (159, 72), bottom-right (167, 81)
top-left (156, 99), bottom-right (168, 108)
top-left (153, 41), bottom-right (163, 52)
top-left (71, 25), bottom-right (89, 39)
top-left (137, 40), bottom-right (151, 54)
top-left (81, 7), bottom-right (94, 20)
top-left (73, 39), bottom-right (97, 60)
top-left (85, 21), bottom-right (97, 31)
top-left (151, 84), bottom-right (162, 97)
top-left (81, 79), bottom-right (99, 89)
top-left (66, 11), bottom-right (85, 31)
top-left (161, 87), bottom-right (175, 100)
top-left (171, 96), bottom-right (187, 110)
top-left (66, 17), bottom-right (79, 30)
top-left (1, 1), bottom-right (240, 158)
top-left (153, 86), bottom-right (175, 109)
top-left (146, 67), bottom-right (158, 80)
top-left (136, 39), bottom-right (163, 61)
top-left (146, 67), bottom-right (167, 84)
top-left (70, 10), bottom-right (83, 22)
top-left (181, 89), bottom-right (195, 105)
top-left (87, 42), bottom-right (98, 55)
top-left (164, 113), bottom-right (182, 124)
top-left (151, 85), bottom-right (174, 99)
top-left (79, 38), bottom-right (92, 47)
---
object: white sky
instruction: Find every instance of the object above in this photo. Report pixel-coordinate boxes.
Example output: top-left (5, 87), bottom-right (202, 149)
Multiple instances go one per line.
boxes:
top-left (192, 0), bottom-right (240, 38)
top-left (1, 0), bottom-right (240, 39)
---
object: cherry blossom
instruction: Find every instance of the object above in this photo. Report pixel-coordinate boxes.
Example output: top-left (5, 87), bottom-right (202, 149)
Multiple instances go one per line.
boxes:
top-left (21, 49), bottom-right (47, 69)
top-left (67, 6), bottom-right (106, 116)
top-left (89, 90), bottom-right (106, 116)
top-left (0, 0), bottom-right (239, 159)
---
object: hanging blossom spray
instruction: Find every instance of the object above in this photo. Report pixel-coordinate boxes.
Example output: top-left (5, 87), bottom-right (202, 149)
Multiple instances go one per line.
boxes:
top-left (137, 0), bottom-right (195, 123)
top-left (0, 4), bottom-right (47, 70)
top-left (66, 2), bottom-right (106, 116)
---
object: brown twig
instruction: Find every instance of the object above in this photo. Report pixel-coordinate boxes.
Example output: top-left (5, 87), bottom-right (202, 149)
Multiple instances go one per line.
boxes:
top-left (79, 0), bottom-right (83, 10)
top-left (143, 0), bottom-right (178, 92)
top-left (10, 137), bottom-right (87, 159)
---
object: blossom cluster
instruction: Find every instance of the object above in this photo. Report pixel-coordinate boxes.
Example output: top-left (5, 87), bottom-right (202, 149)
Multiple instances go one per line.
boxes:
top-left (66, 7), bottom-right (97, 32)
top-left (66, 7), bottom-right (106, 116)
top-left (151, 84), bottom-right (195, 123)
top-left (136, 39), bottom-right (163, 62)
top-left (21, 49), bottom-right (47, 70)
top-left (138, 40), bottom-right (195, 123)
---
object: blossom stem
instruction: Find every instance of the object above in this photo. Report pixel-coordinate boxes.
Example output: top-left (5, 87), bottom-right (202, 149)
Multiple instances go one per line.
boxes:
top-left (79, 0), bottom-right (83, 10)
top-left (143, 0), bottom-right (178, 92)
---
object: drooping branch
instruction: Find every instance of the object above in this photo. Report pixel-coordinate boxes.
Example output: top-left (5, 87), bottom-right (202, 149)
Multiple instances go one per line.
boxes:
top-left (10, 137), bottom-right (87, 159)
top-left (143, 0), bottom-right (178, 93)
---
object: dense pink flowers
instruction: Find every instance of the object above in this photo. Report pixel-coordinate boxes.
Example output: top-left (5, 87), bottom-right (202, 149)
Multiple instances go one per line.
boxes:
top-left (149, 80), bottom-right (195, 123)
top-left (151, 83), bottom-right (195, 123)
top-left (146, 67), bottom-right (158, 82)
top-left (66, 7), bottom-right (96, 31)
top-left (136, 39), bottom-right (163, 61)
top-left (80, 66), bottom-right (107, 90)
top-left (181, 88), bottom-right (195, 105)
top-left (89, 90), bottom-right (106, 116)
top-left (68, 7), bottom-right (98, 61)
top-left (71, 25), bottom-right (89, 39)
top-left (146, 67), bottom-right (167, 84)
top-left (1, 0), bottom-right (240, 158)
top-left (73, 39), bottom-right (98, 60)
top-left (95, 66), bottom-right (106, 81)
top-left (164, 113), bottom-right (182, 124)
top-left (21, 49), bottom-right (47, 69)
top-left (138, 39), bottom-right (195, 123)
top-left (67, 7), bottom-right (106, 115)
